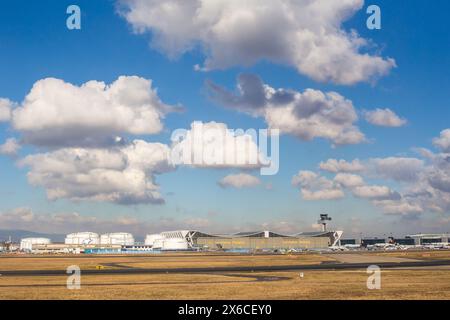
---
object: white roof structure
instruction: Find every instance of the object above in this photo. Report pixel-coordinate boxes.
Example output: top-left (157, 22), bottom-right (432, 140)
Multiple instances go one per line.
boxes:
top-left (160, 230), bottom-right (192, 239)
top-left (407, 233), bottom-right (450, 238)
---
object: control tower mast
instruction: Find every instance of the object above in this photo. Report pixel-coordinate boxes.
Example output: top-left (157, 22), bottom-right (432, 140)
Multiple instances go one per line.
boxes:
top-left (318, 214), bottom-right (332, 232)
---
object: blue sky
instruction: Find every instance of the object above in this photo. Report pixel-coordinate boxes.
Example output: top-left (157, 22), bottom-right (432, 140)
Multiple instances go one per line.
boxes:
top-left (0, 0), bottom-right (449, 237)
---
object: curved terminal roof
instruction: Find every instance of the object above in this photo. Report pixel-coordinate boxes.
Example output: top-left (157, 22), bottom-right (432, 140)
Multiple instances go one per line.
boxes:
top-left (146, 230), bottom-right (342, 240)
top-left (231, 231), bottom-right (293, 238)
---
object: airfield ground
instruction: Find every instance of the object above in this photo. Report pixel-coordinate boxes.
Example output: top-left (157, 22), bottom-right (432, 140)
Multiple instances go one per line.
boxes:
top-left (1, 250), bottom-right (450, 299)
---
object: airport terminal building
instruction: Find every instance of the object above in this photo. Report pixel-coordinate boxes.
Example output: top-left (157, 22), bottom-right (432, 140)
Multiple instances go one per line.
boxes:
top-left (16, 229), bottom-right (341, 254)
top-left (406, 233), bottom-right (450, 245)
top-left (144, 230), bottom-right (339, 251)
top-left (195, 231), bottom-right (340, 251)
top-left (13, 215), bottom-right (343, 254)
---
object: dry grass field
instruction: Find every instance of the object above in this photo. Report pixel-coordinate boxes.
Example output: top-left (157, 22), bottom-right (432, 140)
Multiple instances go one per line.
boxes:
top-left (374, 250), bottom-right (450, 261)
top-left (0, 252), bottom-right (334, 271)
top-left (1, 251), bottom-right (450, 300)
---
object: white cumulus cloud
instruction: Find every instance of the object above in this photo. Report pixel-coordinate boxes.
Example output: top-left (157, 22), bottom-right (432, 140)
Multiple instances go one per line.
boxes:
top-left (119, 0), bottom-right (395, 85)
top-left (294, 131), bottom-right (450, 216)
top-left (0, 138), bottom-right (21, 156)
top-left (12, 76), bottom-right (174, 147)
top-left (370, 157), bottom-right (424, 182)
top-left (292, 170), bottom-right (344, 200)
top-left (351, 185), bottom-right (400, 200)
top-left (319, 158), bottom-right (365, 173)
top-left (372, 199), bottom-right (424, 216)
top-left (19, 140), bottom-right (174, 205)
top-left (334, 173), bottom-right (365, 188)
top-left (208, 74), bottom-right (365, 146)
top-left (218, 173), bottom-right (261, 189)
top-left (364, 108), bottom-right (407, 127)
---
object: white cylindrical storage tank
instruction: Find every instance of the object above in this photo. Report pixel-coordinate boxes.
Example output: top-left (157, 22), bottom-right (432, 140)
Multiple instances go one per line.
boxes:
top-left (20, 238), bottom-right (51, 251)
top-left (145, 234), bottom-right (163, 247)
top-left (162, 238), bottom-right (189, 251)
top-left (65, 232), bottom-right (99, 245)
top-left (100, 233), bottom-right (135, 245)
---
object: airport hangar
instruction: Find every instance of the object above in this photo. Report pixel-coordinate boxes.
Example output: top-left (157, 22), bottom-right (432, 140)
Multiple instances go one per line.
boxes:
top-left (145, 214), bottom-right (342, 251)
top-left (193, 230), bottom-right (340, 250)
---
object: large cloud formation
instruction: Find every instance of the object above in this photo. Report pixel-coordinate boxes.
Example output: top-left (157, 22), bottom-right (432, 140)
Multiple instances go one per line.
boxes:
top-left (16, 118), bottom-right (270, 204)
top-left (119, 0), bottom-right (395, 85)
top-left (0, 76), bottom-right (184, 205)
top-left (12, 76), bottom-right (174, 147)
top-left (208, 74), bottom-right (365, 145)
top-left (294, 131), bottom-right (450, 216)
top-left (19, 140), bottom-right (174, 205)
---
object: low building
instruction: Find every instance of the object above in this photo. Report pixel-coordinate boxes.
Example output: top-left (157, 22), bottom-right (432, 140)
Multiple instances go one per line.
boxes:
top-left (31, 243), bottom-right (81, 254)
top-left (406, 234), bottom-right (450, 245)
top-left (31, 243), bottom-right (123, 254)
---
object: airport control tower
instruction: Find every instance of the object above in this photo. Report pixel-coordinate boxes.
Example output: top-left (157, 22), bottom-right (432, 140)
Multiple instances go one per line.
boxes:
top-left (318, 214), bottom-right (332, 232)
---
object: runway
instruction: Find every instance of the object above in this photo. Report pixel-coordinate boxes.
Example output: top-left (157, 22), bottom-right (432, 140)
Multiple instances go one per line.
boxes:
top-left (2, 259), bottom-right (450, 277)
